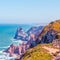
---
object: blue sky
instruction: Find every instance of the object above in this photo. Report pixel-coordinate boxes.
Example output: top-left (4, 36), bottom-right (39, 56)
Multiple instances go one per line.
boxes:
top-left (0, 0), bottom-right (60, 24)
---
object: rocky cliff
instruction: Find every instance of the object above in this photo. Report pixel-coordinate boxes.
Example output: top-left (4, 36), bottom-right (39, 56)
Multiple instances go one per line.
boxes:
top-left (38, 20), bottom-right (60, 43)
top-left (39, 20), bottom-right (60, 38)
top-left (21, 20), bottom-right (60, 60)
top-left (4, 20), bottom-right (60, 60)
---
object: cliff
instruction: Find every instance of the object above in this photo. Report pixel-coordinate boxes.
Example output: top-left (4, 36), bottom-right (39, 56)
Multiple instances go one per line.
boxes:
top-left (14, 26), bottom-right (44, 47)
top-left (14, 28), bottom-right (28, 41)
top-left (38, 20), bottom-right (60, 43)
top-left (39, 20), bottom-right (60, 38)
top-left (21, 20), bottom-right (60, 60)
top-left (4, 20), bottom-right (60, 60)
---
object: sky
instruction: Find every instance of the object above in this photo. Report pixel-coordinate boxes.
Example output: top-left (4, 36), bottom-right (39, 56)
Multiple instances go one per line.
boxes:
top-left (0, 0), bottom-right (60, 24)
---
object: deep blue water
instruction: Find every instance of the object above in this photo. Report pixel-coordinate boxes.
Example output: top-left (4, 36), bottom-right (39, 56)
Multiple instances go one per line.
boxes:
top-left (0, 24), bottom-right (32, 51)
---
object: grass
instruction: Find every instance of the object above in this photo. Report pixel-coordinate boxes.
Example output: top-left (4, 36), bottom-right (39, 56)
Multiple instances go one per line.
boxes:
top-left (22, 44), bottom-right (52, 60)
top-left (21, 43), bottom-right (60, 60)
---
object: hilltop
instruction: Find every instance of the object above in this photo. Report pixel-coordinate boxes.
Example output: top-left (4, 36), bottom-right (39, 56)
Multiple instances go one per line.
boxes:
top-left (45, 20), bottom-right (60, 32)
top-left (39, 19), bottom-right (60, 38)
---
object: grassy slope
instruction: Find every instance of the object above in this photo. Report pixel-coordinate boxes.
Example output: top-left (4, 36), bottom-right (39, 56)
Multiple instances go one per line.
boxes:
top-left (39, 20), bottom-right (60, 38)
top-left (22, 44), bottom-right (53, 60)
top-left (22, 20), bottom-right (60, 60)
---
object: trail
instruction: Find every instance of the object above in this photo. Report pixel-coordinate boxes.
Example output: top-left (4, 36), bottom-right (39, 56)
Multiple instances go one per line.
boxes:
top-left (42, 46), bottom-right (59, 54)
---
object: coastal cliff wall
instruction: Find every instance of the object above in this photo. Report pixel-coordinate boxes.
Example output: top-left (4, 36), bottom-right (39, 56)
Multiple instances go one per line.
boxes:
top-left (4, 20), bottom-right (60, 60)
top-left (21, 20), bottom-right (60, 60)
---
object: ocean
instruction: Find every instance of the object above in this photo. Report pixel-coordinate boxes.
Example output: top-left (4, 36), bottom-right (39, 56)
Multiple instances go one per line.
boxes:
top-left (0, 24), bottom-right (32, 60)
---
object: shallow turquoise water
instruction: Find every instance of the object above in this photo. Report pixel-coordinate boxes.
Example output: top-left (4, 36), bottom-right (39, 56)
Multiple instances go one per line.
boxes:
top-left (0, 24), bottom-right (44, 60)
top-left (0, 24), bottom-right (32, 51)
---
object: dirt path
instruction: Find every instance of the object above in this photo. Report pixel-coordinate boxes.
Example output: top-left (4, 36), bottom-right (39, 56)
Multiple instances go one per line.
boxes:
top-left (42, 46), bottom-right (59, 54)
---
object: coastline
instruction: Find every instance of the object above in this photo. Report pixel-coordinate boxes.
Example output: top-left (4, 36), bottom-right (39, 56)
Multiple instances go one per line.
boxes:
top-left (0, 20), bottom-right (60, 60)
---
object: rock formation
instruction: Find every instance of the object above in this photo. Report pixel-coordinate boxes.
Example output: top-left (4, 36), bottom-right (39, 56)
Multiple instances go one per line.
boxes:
top-left (39, 20), bottom-right (60, 43)
top-left (4, 20), bottom-right (60, 60)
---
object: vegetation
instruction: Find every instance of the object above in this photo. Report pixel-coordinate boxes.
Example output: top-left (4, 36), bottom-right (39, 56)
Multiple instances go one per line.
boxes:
top-left (39, 20), bottom-right (60, 38)
top-left (21, 20), bottom-right (60, 60)
top-left (22, 44), bottom-right (52, 60)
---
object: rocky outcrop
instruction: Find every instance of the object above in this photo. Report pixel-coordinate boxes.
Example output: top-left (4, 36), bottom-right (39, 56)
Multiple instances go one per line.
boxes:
top-left (52, 39), bottom-right (60, 48)
top-left (4, 20), bottom-right (60, 60)
top-left (21, 20), bottom-right (60, 60)
top-left (14, 26), bottom-right (44, 47)
top-left (27, 26), bottom-right (44, 47)
top-left (39, 20), bottom-right (60, 43)
top-left (4, 26), bottom-right (44, 59)
top-left (14, 28), bottom-right (28, 41)
top-left (41, 29), bottom-right (56, 43)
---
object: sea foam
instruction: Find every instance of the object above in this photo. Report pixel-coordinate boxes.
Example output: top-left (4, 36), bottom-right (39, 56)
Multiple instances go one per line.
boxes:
top-left (0, 51), bottom-right (15, 60)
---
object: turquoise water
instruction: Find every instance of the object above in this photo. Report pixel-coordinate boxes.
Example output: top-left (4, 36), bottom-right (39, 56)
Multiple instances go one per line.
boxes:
top-left (0, 24), bottom-right (44, 60)
top-left (0, 24), bottom-right (32, 51)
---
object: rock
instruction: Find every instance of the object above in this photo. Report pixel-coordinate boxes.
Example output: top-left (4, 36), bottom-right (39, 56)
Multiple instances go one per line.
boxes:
top-left (38, 20), bottom-right (60, 44)
top-left (27, 26), bottom-right (44, 37)
top-left (14, 26), bottom-right (44, 47)
top-left (52, 39), bottom-right (60, 48)
top-left (27, 26), bottom-right (44, 47)
top-left (41, 29), bottom-right (56, 43)
top-left (14, 28), bottom-right (28, 41)
top-left (4, 20), bottom-right (60, 60)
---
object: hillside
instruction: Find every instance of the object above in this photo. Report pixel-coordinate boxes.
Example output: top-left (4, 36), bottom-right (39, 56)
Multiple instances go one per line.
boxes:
top-left (39, 20), bottom-right (60, 39)
top-left (21, 20), bottom-right (60, 60)
top-left (21, 44), bottom-right (52, 60)
top-left (46, 20), bottom-right (60, 32)
top-left (21, 44), bottom-right (60, 60)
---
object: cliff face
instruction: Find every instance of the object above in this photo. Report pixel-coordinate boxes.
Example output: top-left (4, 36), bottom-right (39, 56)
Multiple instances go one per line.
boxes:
top-left (14, 26), bottom-right (44, 47)
top-left (45, 20), bottom-right (60, 32)
top-left (14, 20), bottom-right (60, 46)
top-left (14, 28), bottom-right (28, 41)
top-left (39, 20), bottom-right (60, 42)
top-left (21, 20), bottom-right (60, 60)
top-left (3, 20), bottom-right (60, 60)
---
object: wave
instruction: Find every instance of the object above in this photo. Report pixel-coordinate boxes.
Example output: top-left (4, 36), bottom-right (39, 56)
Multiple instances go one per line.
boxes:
top-left (11, 38), bottom-right (27, 44)
top-left (0, 51), bottom-right (15, 60)
top-left (0, 46), bottom-right (10, 49)
top-left (0, 51), bottom-right (3, 53)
